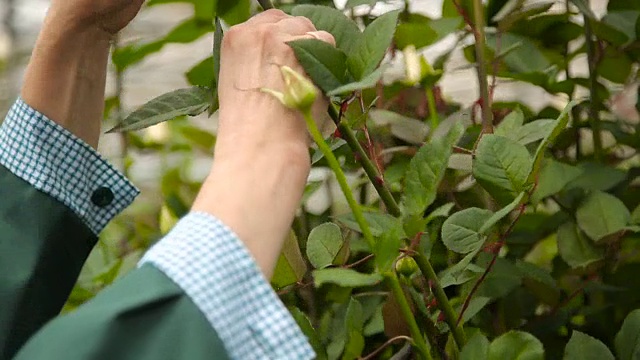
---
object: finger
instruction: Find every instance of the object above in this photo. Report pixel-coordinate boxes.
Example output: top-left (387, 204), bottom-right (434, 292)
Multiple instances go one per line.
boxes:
top-left (246, 9), bottom-right (289, 25)
top-left (276, 16), bottom-right (316, 35)
top-left (304, 30), bottom-right (336, 46)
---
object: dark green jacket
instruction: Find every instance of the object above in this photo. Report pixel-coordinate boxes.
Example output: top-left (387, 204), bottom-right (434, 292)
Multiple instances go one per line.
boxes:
top-left (0, 165), bottom-right (230, 360)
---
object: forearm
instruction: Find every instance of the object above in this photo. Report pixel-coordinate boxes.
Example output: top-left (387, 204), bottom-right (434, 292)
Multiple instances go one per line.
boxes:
top-left (21, 14), bottom-right (112, 149)
top-left (192, 142), bottom-right (310, 279)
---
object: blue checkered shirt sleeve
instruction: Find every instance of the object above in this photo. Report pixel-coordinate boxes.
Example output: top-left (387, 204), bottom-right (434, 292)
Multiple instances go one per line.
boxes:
top-left (1, 98), bottom-right (314, 360)
top-left (0, 99), bottom-right (139, 234)
top-left (140, 212), bottom-right (315, 360)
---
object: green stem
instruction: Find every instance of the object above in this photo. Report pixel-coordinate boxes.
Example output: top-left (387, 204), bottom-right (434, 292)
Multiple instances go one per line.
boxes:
top-left (425, 87), bottom-right (439, 130)
top-left (414, 253), bottom-right (467, 348)
top-left (386, 272), bottom-right (432, 360)
top-left (304, 111), bottom-right (375, 247)
top-left (584, 15), bottom-right (603, 162)
top-left (330, 105), bottom-right (463, 349)
top-left (471, 0), bottom-right (493, 134)
top-left (328, 106), bottom-right (402, 217)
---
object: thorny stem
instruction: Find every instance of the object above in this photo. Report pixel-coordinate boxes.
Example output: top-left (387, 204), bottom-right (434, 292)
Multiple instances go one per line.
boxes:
top-left (331, 105), bottom-right (464, 350)
top-left (584, 11), bottom-right (603, 162)
top-left (414, 253), bottom-right (467, 348)
top-left (303, 111), bottom-right (375, 248)
top-left (471, 0), bottom-right (493, 135)
top-left (457, 203), bottom-right (527, 324)
top-left (329, 105), bottom-right (402, 217)
top-left (386, 273), bottom-right (432, 360)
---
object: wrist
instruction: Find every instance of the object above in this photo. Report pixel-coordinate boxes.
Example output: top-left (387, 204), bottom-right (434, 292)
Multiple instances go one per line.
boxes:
top-left (193, 143), bottom-right (311, 278)
top-left (41, 11), bottom-right (113, 49)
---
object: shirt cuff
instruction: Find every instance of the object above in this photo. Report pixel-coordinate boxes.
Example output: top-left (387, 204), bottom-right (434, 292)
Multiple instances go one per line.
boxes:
top-left (139, 212), bottom-right (315, 360)
top-left (0, 99), bottom-right (139, 234)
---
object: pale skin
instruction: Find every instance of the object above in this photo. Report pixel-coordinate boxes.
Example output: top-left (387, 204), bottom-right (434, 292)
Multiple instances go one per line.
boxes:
top-left (22, 2), bottom-right (335, 279)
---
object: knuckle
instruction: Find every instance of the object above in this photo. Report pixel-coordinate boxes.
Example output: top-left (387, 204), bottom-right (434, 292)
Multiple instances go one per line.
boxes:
top-left (294, 16), bottom-right (316, 31)
top-left (319, 31), bottom-right (336, 46)
top-left (257, 23), bottom-right (280, 41)
top-left (263, 9), bottom-right (286, 17)
top-left (223, 25), bottom-right (245, 46)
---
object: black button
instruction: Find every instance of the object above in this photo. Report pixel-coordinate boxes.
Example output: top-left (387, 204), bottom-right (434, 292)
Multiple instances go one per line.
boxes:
top-left (91, 187), bottom-right (114, 208)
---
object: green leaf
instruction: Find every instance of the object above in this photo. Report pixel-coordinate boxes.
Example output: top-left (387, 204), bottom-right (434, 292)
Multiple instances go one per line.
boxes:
top-left (531, 159), bottom-right (583, 203)
top-left (306, 223), bottom-right (344, 269)
top-left (403, 122), bottom-right (464, 216)
top-left (494, 107), bottom-right (524, 137)
top-left (460, 296), bottom-right (492, 324)
top-left (373, 220), bottom-right (404, 272)
top-left (515, 260), bottom-right (556, 289)
top-left (488, 331), bottom-right (544, 360)
top-left (576, 191), bottom-right (631, 242)
top-left (335, 211), bottom-right (403, 237)
top-left (632, 204), bottom-right (640, 225)
top-left (486, 32), bottom-right (551, 74)
top-left (271, 231), bottom-right (307, 289)
top-left (108, 87), bottom-right (210, 132)
top-left (602, 11), bottom-right (640, 42)
top-left (344, 298), bottom-right (365, 359)
top-left (347, 10), bottom-right (399, 80)
top-left (186, 56), bottom-right (214, 87)
top-left (394, 16), bottom-right (439, 50)
top-left (461, 332), bottom-right (490, 360)
top-left (313, 268), bottom-right (383, 288)
top-left (564, 331), bottom-right (614, 360)
top-left (526, 101), bottom-right (575, 184)
top-left (597, 49), bottom-right (633, 83)
top-left (439, 248), bottom-right (484, 288)
top-left (179, 125), bottom-right (216, 152)
top-left (615, 309), bottom-right (640, 360)
top-left (217, 0), bottom-right (250, 25)
top-left (479, 192), bottom-right (526, 234)
top-left (291, 5), bottom-right (361, 53)
top-left (369, 109), bottom-right (429, 145)
top-left (473, 134), bottom-right (532, 205)
top-left (289, 307), bottom-right (327, 360)
top-left (513, 119), bottom-right (556, 145)
top-left (312, 137), bottom-right (346, 164)
top-left (476, 256), bottom-right (523, 299)
top-left (565, 163), bottom-right (626, 191)
top-left (112, 17), bottom-right (213, 71)
top-left (345, 0), bottom-right (378, 8)
top-left (496, 2), bottom-right (554, 32)
top-left (557, 222), bottom-right (604, 269)
top-left (425, 202), bottom-right (456, 224)
top-left (326, 65), bottom-right (387, 96)
top-left (288, 39), bottom-right (349, 93)
top-left (442, 208), bottom-right (495, 254)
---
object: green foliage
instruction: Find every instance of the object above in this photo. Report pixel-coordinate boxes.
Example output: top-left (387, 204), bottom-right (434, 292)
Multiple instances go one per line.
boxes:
top-left (108, 87), bottom-right (211, 132)
top-left (564, 331), bottom-right (614, 360)
top-left (306, 223), bottom-right (344, 269)
top-left (89, 0), bottom-right (640, 358)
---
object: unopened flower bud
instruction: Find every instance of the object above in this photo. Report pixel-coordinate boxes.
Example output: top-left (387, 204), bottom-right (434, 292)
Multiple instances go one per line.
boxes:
top-left (261, 66), bottom-right (318, 113)
top-left (404, 45), bottom-right (421, 86)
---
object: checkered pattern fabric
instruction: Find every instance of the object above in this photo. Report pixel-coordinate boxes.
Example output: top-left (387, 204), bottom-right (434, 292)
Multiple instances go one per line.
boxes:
top-left (0, 99), bottom-right (139, 234)
top-left (140, 212), bottom-right (315, 360)
top-left (2, 99), bottom-right (314, 359)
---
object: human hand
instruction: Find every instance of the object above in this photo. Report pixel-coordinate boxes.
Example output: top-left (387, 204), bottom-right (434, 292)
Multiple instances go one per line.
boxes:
top-left (193, 10), bottom-right (335, 278)
top-left (48, 0), bottom-right (145, 36)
